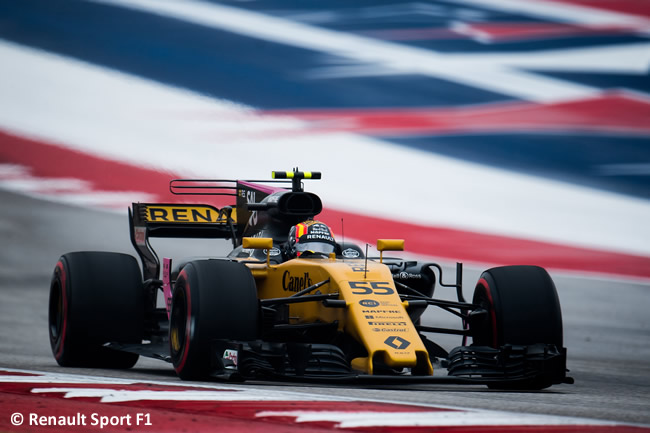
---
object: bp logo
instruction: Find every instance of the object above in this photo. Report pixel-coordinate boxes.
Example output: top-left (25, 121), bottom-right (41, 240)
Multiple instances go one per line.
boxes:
top-left (359, 299), bottom-right (379, 308)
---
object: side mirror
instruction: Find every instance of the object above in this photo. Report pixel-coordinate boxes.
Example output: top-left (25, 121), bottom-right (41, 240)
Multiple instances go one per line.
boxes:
top-left (376, 239), bottom-right (404, 263)
top-left (242, 237), bottom-right (274, 266)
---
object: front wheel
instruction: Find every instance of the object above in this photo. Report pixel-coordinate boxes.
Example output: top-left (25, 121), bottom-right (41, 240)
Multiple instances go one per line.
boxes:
top-left (471, 265), bottom-right (564, 389)
top-left (169, 260), bottom-right (259, 380)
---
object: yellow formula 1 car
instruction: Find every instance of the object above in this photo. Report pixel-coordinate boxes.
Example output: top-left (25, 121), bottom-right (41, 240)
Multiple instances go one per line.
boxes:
top-left (48, 169), bottom-right (572, 389)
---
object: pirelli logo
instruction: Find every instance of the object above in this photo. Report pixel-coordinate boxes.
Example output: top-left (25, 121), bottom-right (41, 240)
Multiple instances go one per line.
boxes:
top-left (145, 205), bottom-right (223, 223)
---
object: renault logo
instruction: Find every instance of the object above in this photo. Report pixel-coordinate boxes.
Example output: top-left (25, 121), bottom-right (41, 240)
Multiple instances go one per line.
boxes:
top-left (384, 336), bottom-right (410, 350)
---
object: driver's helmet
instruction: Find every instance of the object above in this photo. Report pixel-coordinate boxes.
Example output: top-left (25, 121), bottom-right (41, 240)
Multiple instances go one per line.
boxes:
top-left (288, 220), bottom-right (336, 257)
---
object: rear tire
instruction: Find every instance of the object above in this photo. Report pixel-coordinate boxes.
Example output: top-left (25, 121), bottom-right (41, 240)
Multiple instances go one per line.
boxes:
top-left (169, 260), bottom-right (259, 380)
top-left (49, 252), bottom-right (144, 368)
top-left (471, 265), bottom-right (563, 389)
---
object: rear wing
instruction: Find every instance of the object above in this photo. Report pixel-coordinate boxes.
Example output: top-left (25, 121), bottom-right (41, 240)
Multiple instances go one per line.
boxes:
top-left (130, 171), bottom-right (321, 281)
top-left (129, 202), bottom-right (237, 282)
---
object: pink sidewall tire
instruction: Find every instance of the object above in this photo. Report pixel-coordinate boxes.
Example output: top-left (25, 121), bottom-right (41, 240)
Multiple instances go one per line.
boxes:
top-left (48, 251), bottom-right (143, 368)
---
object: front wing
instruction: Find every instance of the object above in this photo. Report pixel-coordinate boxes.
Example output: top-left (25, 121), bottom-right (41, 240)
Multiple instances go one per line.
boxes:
top-left (211, 340), bottom-right (572, 386)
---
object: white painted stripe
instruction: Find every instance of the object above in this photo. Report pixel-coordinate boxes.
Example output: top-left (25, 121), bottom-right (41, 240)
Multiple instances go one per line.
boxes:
top-left (31, 388), bottom-right (337, 403)
top-left (0, 164), bottom-right (156, 208)
top-left (256, 410), bottom-right (617, 428)
top-left (0, 369), bottom-right (341, 401)
top-left (0, 187), bottom-right (159, 209)
top-left (88, 0), bottom-right (601, 103)
top-left (0, 374), bottom-right (139, 385)
top-left (0, 40), bottom-right (649, 257)
top-left (0, 163), bottom-right (29, 177)
top-left (450, 42), bottom-right (650, 74)
top-left (0, 178), bottom-right (88, 192)
top-left (50, 191), bottom-right (158, 207)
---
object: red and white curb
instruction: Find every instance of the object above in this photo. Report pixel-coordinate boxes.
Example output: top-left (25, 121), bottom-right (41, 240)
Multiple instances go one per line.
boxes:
top-left (1, 368), bottom-right (648, 432)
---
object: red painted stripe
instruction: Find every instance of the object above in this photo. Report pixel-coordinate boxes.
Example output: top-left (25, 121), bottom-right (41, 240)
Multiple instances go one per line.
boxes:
top-left (0, 129), bottom-right (232, 209)
top-left (262, 93), bottom-right (650, 137)
top-left (0, 371), bottom-right (38, 377)
top-left (547, 0), bottom-right (650, 19)
top-left (320, 207), bottom-right (650, 280)
top-left (0, 135), bottom-right (167, 200)
top-left (361, 22), bottom-right (632, 42)
top-left (462, 22), bottom-right (632, 40)
top-left (1, 129), bottom-right (649, 280)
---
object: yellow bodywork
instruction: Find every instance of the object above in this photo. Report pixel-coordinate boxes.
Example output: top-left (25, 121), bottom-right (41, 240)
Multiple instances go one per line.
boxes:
top-left (242, 238), bottom-right (433, 376)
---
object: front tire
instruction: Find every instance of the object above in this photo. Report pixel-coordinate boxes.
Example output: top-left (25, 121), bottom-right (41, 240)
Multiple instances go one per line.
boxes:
top-left (169, 260), bottom-right (259, 380)
top-left (471, 265), bottom-right (563, 389)
top-left (49, 252), bottom-right (143, 368)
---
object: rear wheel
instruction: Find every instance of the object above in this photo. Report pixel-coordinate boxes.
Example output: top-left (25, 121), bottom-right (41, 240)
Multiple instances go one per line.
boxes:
top-left (471, 265), bottom-right (563, 389)
top-left (169, 260), bottom-right (259, 380)
top-left (49, 252), bottom-right (144, 368)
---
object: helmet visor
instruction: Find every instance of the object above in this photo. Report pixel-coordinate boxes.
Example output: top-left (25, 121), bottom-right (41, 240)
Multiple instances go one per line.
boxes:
top-left (296, 241), bottom-right (336, 255)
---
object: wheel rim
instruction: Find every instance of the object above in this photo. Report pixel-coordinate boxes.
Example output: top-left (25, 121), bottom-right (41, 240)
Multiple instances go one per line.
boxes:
top-left (170, 290), bottom-right (187, 359)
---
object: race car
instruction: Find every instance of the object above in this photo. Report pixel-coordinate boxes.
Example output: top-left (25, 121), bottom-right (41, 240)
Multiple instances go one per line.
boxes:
top-left (48, 169), bottom-right (572, 389)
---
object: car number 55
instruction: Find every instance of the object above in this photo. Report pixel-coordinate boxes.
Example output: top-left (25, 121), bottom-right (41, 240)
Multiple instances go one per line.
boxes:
top-left (349, 281), bottom-right (394, 295)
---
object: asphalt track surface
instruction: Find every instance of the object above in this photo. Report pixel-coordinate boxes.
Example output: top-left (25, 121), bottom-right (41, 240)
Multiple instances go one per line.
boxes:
top-left (1, 189), bottom-right (649, 426)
